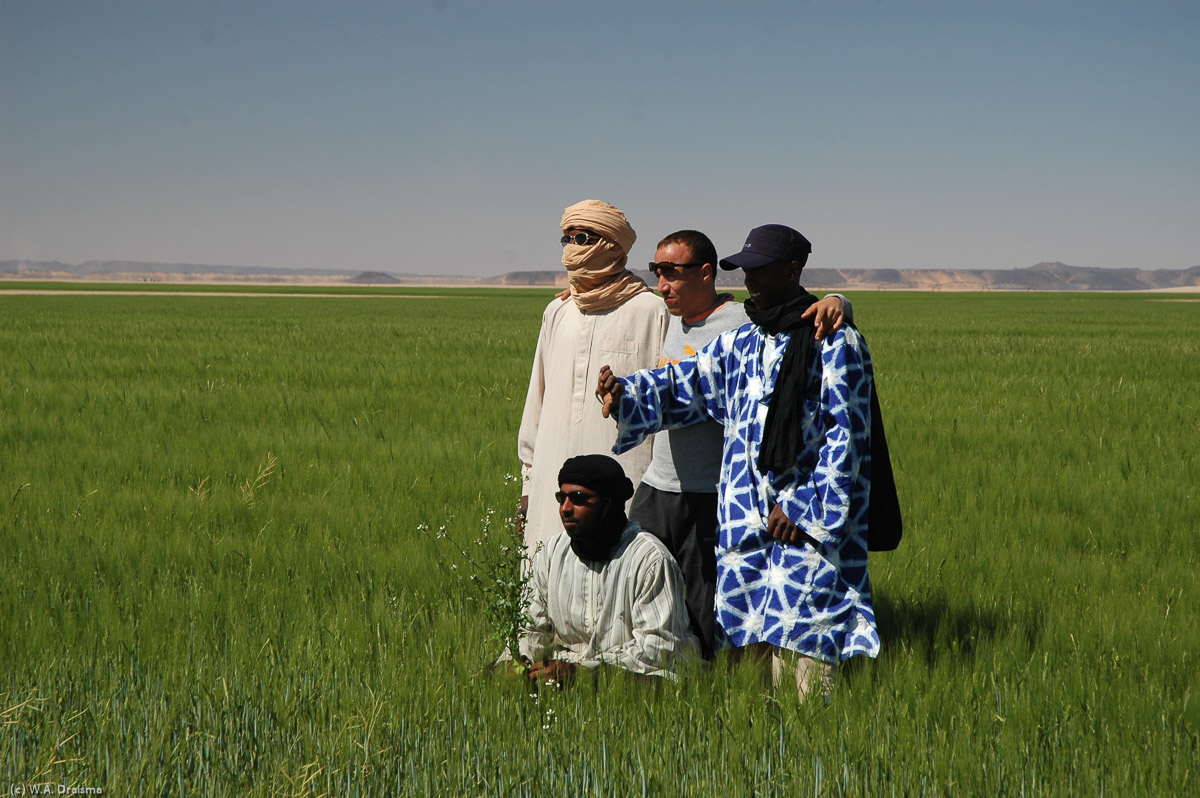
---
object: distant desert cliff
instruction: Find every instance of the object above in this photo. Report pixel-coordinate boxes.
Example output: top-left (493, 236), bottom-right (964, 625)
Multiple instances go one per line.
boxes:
top-left (3, 259), bottom-right (1198, 291)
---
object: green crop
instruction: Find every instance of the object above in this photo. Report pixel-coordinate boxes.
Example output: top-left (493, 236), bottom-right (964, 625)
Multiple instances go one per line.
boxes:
top-left (1, 289), bottom-right (1196, 795)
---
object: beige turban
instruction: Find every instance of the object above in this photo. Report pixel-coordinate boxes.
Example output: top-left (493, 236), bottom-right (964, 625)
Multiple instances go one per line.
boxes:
top-left (559, 199), bottom-right (648, 312)
top-left (560, 199), bottom-right (637, 254)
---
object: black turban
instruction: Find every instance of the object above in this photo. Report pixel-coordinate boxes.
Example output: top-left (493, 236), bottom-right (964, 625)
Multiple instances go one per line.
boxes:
top-left (557, 455), bottom-right (634, 504)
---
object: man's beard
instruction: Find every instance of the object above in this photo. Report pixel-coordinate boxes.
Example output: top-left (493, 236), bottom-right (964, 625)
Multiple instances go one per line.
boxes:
top-left (567, 505), bottom-right (627, 562)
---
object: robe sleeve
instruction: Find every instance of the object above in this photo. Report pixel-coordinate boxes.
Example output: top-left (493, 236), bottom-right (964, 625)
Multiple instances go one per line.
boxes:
top-left (607, 550), bottom-right (699, 677)
top-left (610, 332), bottom-right (733, 455)
top-left (517, 304), bottom-right (554, 493)
top-left (517, 545), bottom-right (557, 663)
top-left (774, 328), bottom-right (872, 547)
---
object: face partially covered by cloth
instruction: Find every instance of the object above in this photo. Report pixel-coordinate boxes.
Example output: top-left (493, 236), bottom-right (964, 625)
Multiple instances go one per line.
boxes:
top-left (559, 200), bottom-right (648, 312)
top-left (556, 454), bottom-right (635, 561)
top-left (561, 200), bottom-right (636, 254)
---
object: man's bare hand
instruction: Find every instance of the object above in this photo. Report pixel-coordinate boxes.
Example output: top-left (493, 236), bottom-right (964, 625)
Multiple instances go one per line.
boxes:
top-left (766, 505), bottom-right (818, 548)
top-left (527, 659), bottom-right (577, 685)
top-left (596, 365), bottom-right (624, 419)
top-left (497, 656), bottom-right (532, 677)
top-left (555, 286), bottom-right (572, 301)
top-left (801, 295), bottom-right (846, 341)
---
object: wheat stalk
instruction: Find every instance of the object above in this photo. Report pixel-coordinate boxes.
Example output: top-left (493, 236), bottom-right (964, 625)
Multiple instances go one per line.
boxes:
top-left (240, 451), bottom-right (278, 507)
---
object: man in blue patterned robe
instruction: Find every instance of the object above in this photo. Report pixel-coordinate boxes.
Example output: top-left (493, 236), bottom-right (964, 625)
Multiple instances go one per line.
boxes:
top-left (597, 224), bottom-right (878, 697)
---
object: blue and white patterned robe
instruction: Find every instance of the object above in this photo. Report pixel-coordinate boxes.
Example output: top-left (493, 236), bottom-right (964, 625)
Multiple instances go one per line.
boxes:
top-left (611, 322), bottom-right (879, 663)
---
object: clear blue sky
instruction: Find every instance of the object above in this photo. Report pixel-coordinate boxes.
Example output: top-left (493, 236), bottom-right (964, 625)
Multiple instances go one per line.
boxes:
top-left (2, 0), bottom-right (1197, 276)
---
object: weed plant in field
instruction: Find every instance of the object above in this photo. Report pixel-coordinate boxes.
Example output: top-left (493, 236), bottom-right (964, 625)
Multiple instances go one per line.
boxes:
top-left (1, 290), bottom-right (1197, 795)
top-left (418, 475), bottom-right (532, 670)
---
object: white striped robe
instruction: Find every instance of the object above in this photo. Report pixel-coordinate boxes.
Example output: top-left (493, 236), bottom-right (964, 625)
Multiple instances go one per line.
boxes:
top-left (519, 521), bottom-right (700, 678)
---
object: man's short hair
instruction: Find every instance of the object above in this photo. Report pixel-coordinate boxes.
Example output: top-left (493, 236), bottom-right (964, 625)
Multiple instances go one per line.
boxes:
top-left (656, 230), bottom-right (719, 271)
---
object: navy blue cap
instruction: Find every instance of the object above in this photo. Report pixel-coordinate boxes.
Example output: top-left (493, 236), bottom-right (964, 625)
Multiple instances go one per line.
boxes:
top-left (718, 224), bottom-right (813, 271)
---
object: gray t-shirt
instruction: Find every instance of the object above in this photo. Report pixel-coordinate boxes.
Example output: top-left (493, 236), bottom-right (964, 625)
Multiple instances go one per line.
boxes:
top-left (640, 294), bottom-right (852, 494)
top-left (640, 297), bottom-right (748, 493)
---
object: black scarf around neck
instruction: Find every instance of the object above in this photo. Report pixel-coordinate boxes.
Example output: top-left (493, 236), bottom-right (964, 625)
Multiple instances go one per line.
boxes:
top-left (568, 508), bottom-right (627, 562)
top-left (744, 290), bottom-right (820, 475)
top-left (747, 291), bottom-right (906, 552)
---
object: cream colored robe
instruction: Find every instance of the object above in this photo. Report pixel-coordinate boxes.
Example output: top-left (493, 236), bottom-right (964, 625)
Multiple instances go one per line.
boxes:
top-left (519, 522), bottom-right (700, 678)
top-left (518, 292), bottom-right (668, 552)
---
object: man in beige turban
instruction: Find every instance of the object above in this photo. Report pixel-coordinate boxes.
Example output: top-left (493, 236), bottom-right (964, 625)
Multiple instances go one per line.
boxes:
top-left (517, 200), bottom-right (669, 553)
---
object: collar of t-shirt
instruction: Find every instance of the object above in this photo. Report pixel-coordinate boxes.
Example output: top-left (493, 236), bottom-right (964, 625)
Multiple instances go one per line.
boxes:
top-left (683, 293), bottom-right (735, 326)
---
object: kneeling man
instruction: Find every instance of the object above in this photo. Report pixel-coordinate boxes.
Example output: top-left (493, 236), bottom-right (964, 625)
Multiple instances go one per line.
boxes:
top-left (519, 455), bottom-right (700, 681)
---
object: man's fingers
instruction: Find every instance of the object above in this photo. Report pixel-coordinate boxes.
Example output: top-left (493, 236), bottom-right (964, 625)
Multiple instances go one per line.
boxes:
top-left (816, 314), bottom-right (844, 340)
top-left (766, 515), bottom-right (782, 539)
top-left (598, 379), bottom-right (623, 418)
top-left (597, 366), bottom-right (613, 396)
top-left (815, 307), bottom-right (841, 340)
top-left (767, 506), bottom-right (801, 543)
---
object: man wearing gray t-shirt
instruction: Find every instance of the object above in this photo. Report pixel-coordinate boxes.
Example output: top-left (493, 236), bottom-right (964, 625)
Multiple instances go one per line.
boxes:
top-left (627, 230), bottom-right (852, 658)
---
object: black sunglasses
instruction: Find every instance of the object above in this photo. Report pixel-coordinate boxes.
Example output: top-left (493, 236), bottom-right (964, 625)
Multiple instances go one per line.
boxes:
top-left (649, 261), bottom-right (706, 278)
top-left (561, 232), bottom-right (602, 247)
top-left (554, 489), bottom-right (602, 505)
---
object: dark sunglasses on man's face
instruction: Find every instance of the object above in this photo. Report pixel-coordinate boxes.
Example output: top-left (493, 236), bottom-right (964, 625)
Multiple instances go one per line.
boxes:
top-left (561, 232), bottom-right (602, 247)
top-left (555, 489), bottom-right (602, 505)
top-left (649, 261), bottom-right (705, 278)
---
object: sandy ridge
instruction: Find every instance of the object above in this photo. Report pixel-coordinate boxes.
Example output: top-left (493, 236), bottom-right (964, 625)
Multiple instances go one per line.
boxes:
top-left (0, 290), bottom-right (457, 298)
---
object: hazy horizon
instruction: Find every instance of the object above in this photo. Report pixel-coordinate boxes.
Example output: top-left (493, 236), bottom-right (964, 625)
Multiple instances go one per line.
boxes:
top-left (3, 1), bottom-right (1198, 277)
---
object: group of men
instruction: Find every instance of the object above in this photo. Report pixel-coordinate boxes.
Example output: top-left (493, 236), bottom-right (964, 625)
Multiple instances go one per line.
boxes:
top-left (514, 199), bottom-right (883, 699)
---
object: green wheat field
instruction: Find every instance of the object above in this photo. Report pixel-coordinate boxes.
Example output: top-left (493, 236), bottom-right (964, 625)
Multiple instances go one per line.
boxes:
top-left (2, 285), bottom-right (1197, 795)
